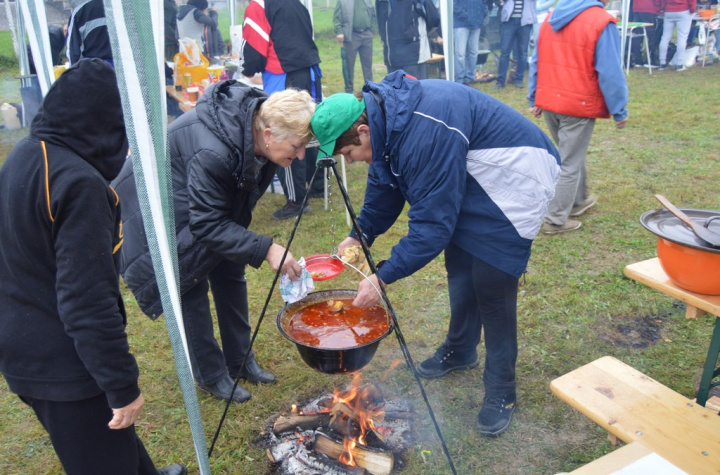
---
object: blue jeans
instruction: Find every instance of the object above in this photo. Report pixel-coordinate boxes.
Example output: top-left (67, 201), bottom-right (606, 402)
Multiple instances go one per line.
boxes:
top-left (181, 258), bottom-right (252, 386)
top-left (454, 27), bottom-right (481, 84)
top-left (497, 18), bottom-right (532, 86)
top-left (444, 242), bottom-right (519, 397)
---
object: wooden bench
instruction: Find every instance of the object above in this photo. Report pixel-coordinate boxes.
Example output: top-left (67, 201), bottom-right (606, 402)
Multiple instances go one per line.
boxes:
top-left (625, 257), bottom-right (720, 405)
top-left (551, 356), bottom-right (720, 474)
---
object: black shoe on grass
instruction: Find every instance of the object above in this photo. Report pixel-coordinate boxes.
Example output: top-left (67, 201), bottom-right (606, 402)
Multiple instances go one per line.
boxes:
top-left (477, 393), bottom-right (516, 438)
top-left (416, 344), bottom-right (479, 379)
top-left (273, 200), bottom-right (310, 220)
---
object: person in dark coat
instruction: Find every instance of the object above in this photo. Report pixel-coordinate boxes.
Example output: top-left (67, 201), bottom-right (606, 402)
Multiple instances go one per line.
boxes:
top-left (66, 0), bottom-right (113, 65)
top-left (165, 0), bottom-right (179, 61)
top-left (376, 0), bottom-right (442, 79)
top-left (177, 0), bottom-right (218, 58)
top-left (0, 59), bottom-right (185, 475)
top-left (113, 84), bottom-right (315, 403)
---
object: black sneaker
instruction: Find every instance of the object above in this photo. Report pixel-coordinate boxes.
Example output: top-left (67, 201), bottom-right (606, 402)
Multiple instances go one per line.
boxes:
top-left (477, 393), bottom-right (516, 438)
top-left (416, 344), bottom-right (479, 379)
top-left (198, 375), bottom-right (251, 403)
top-left (272, 200), bottom-right (310, 220)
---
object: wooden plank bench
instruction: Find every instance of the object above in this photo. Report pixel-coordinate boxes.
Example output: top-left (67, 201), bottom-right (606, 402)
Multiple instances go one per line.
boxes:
top-left (625, 257), bottom-right (720, 406)
top-left (551, 356), bottom-right (720, 474)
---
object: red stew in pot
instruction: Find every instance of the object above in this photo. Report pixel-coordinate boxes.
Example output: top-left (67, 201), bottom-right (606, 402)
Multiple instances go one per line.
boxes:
top-left (287, 299), bottom-right (388, 349)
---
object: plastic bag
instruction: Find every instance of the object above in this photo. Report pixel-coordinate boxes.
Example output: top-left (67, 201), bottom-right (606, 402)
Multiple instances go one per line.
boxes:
top-left (230, 25), bottom-right (243, 60)
top-left (178, 37), bottom-right (202, 66)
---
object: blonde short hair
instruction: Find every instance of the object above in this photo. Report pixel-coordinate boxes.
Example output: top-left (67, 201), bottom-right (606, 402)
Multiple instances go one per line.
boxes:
top-left (255, 88), bottom-right (316, 143)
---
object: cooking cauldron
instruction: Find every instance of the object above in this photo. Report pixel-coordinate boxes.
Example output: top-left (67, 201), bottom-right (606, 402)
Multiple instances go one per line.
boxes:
top-left (640, 208), bottom-right (720, 295)
top-left (277, 289), bottom-right (393, 374)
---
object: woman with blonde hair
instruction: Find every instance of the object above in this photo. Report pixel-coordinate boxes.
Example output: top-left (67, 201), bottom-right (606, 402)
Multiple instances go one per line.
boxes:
top-left (113, 83), bottom-right (315, 403)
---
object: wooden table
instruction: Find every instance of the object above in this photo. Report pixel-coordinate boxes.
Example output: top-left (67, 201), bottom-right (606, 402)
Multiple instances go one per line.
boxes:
top-left (617, 22), bottom-right (654, 74)
top-left (425, 53), bottom-right (444, 79)
top-left (625, 257), bottom-right (720, 406)
top-left (551, 356), bottom-right (720, 474)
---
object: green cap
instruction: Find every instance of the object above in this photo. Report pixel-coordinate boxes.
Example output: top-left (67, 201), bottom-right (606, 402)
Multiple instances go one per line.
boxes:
top-left (311, 94), bottom-right (366, 158)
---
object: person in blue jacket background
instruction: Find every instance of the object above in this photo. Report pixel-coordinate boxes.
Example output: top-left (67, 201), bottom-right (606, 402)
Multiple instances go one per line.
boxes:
top-left (310, 71), bottom-right (561, 438)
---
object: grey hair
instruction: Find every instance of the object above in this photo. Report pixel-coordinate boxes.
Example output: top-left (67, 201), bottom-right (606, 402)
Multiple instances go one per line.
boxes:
top-left (255, 88), bottom-right (316, 143)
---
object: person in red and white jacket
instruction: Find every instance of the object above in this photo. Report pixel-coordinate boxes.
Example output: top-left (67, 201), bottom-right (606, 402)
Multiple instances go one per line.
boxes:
top-left (241, 0), bottom-right (325, 220)
top-left (658, 0), bottom-right (697, 69)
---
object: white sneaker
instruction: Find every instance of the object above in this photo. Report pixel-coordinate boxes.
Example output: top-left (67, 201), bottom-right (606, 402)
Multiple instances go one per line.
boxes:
top-left (542, 220), bottom-right (582, 235)
top-left (570, 195), bottom-right (598, 217)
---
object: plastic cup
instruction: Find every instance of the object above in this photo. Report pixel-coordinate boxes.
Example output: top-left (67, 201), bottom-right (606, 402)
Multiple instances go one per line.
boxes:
top-left (187, 86), bottom-right (199, 102)
top-left (207, 65), bottom-right (224, 83)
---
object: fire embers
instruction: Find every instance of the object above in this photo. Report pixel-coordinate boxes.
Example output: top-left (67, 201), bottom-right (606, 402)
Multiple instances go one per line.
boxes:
top-left (260, 375), bottom-right (414, 475)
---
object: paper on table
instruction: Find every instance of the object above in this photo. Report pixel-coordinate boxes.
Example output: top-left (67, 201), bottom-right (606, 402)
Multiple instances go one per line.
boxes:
top-left (611, 452), bottom-right (688, 475)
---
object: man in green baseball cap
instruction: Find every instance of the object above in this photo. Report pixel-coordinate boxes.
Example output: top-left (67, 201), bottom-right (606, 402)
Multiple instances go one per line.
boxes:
top-left (310, 71), bottom-right (561, 439)
top-left (311, 93), bottom-right (366, 160)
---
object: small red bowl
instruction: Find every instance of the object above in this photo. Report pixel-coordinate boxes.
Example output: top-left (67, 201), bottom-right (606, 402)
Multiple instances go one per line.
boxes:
top-left (305, 254), bottom-right (345, 281)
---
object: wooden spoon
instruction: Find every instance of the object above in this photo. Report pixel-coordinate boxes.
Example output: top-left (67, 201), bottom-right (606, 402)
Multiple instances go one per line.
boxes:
top-left (655, 194), bottom-right (720, 247)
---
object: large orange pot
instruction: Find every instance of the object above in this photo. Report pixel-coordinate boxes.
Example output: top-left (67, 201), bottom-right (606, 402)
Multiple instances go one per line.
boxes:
top-left (641, 209), bottom-right (720, 295)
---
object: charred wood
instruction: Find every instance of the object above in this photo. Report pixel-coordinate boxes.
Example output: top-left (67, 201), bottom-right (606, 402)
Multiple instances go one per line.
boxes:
top-left (273, 413), bottom-right (332, 435)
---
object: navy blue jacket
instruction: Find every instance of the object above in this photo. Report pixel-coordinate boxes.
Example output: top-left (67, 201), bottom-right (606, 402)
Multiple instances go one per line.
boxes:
top-left (67, 0), bottom-right (113, 64)
top-left (377, 0), bottom-right (441, 68)
top-left (353, 72), bottom-right (561, 283)
top-left (454, 0), bottom-right (487, 29)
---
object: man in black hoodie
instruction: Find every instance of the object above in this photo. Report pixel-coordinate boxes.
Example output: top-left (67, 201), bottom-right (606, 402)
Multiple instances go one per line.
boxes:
top-left (0, 60), bottom-right (184, 475)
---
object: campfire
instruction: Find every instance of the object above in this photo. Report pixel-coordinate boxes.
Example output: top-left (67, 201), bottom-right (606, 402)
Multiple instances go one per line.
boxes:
top-left (259, 374), bottom-right (414, 474)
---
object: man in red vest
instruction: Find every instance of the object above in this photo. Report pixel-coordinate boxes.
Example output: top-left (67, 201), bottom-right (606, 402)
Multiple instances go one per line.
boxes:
top-left (527, 0), bottom-right (628, 235)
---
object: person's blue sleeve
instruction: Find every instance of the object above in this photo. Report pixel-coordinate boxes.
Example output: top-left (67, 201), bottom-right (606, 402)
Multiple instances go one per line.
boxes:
top-left (527, 46), bottom-right (539, 106)
top-left (595, 24), bottom-right (628, 122)
top-left (349, 167), bottom-right (406, 248)
top-left (360, 131), bottom-right (467, 285)
top-left (537, 0), bottom-right (556, 14)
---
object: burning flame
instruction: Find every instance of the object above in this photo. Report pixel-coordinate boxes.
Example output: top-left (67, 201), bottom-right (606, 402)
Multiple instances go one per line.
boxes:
top-left (339, 437), bottom-right (356, 466)
top-left (332, 374), bottom-right (385, 466)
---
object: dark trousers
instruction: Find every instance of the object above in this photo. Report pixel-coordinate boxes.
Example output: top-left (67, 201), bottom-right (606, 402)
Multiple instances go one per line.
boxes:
top-left (344, 29), bottom-right (374, 92)
top-left (20, 393), bottom-right (157, 475)
top-left (389, 62), bottom-right (428, 79)
top-left (181, 258), bottom-right (252, 385)
top-left (630, 12), bottom-right (661, 65)
top-left (497, 18), bottom-right (532, 86)
top-left (276, 146), bottom-right (322, 204)
top-left (444, 242), bottom-right (519, 397)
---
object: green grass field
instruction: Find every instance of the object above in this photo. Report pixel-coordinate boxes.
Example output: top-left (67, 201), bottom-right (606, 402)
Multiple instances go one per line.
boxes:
top-left (1, 3), bottom-right (720, 474)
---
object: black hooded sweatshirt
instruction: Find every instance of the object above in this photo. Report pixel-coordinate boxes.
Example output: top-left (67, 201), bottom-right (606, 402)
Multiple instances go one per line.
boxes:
top-left (0, 59), bottom-right (138, 408)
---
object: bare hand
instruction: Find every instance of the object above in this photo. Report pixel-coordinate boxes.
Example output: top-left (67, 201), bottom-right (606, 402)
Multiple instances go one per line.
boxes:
top-left (436, 36), bottom-right (444, 46)
top-left (338, 236), bottom-right (362, 255)
top-left (266, 243), bottom-right (302, 280)
top-left (529, 106), bottom-right (542, 118)
top-left (615, 117), bottom-right (628, 129)
top-left (352, 274), bottom-right (384, 307)
top-left (337, 34), bottom-right (344, 46)
top-left (108, 394), bottom-right (144, 430)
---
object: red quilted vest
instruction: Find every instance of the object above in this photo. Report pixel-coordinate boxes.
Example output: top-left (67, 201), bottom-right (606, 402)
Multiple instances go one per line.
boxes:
top-left (535, 7), bottom-right (617, 119)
